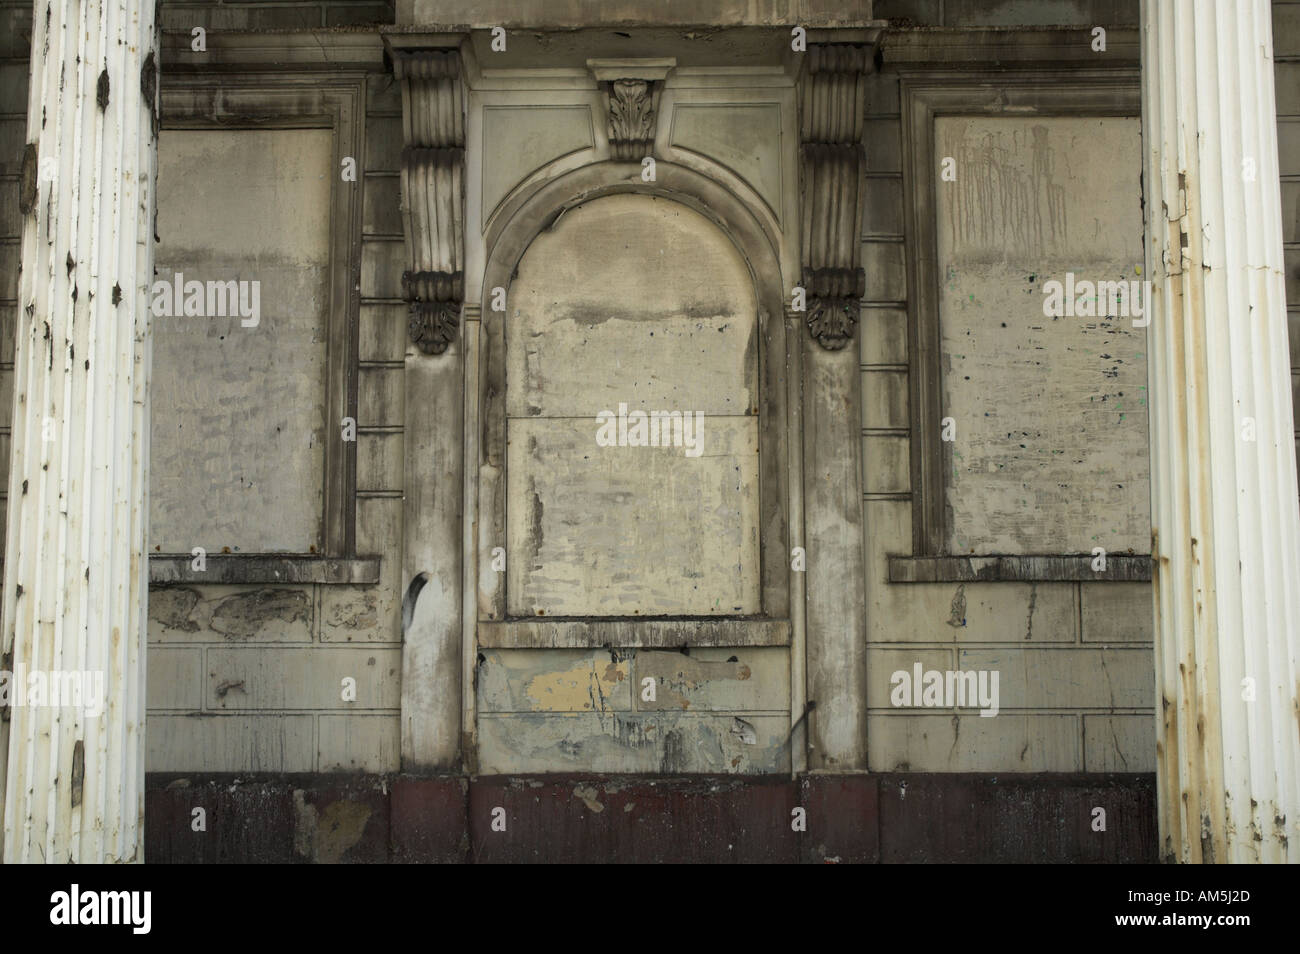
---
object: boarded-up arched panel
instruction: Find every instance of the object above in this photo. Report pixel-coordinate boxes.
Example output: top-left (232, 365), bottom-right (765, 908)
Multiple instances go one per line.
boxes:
top-left (505, 193), bottom-right (760, 616)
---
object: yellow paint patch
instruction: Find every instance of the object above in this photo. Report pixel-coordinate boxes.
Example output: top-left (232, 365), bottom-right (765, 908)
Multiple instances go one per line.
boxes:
top-left (525, 658), bottom-right (629, 711)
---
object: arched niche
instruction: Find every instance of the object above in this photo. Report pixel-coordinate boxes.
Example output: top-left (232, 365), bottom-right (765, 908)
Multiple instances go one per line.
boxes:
top-left (476, 162), bottom-right (791, 646)
top-left (507, 192), bottom-right (758, 616)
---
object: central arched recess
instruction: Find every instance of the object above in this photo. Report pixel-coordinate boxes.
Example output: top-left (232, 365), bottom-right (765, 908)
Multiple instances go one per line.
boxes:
top-left (505, 193), bottom-right (760, 617)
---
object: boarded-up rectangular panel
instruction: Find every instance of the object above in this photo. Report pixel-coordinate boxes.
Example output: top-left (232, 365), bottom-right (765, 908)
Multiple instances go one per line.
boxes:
top-left (506, 416), bottom-right (760, 616)
top-left (150, 128), bottom-right (331, 553)
top-left (504, 194), bottom-right (762, 618)
top-left (935, 116), bottom-right (1149, 554)
top-left (504, 196), bottom-right (757, 419)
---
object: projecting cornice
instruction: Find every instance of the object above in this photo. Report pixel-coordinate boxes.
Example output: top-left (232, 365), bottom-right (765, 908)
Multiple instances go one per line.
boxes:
top-left (383, 25), bottom-right (882, 84)
top-left (394, 0), bottom-right (877, 29)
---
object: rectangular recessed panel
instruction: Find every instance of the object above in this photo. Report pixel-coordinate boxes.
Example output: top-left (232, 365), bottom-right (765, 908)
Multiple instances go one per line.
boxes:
top-left (506, 415), bottom-right (760, 617)
top-left (150, 128), bottom-right (331, 554)
top-left (935, 116), bottom-right (1149, 555)
top-left (502, 193), bottom-right (763, 622)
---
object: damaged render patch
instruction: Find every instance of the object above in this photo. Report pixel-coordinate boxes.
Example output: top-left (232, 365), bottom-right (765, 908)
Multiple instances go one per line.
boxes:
top-left (523, 656), bottom-right (629, 713)
top-left (293, 791), bottom-right (373, 864)
top-left (148, 586), bottom-right (202, 632)
top-left (947, 584), bottom-right (967, 628)
top-left (731, 717), bottom-right (758, 745)
top-left (573, 784), bottom-right (604, 813)
top-left (210, 589), bottom-right (310, 639)
top-left (326, 592), bottom-right (380, 632)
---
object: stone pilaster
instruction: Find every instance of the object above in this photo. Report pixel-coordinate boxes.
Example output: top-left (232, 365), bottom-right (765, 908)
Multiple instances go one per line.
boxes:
top-left (392, 42), bottom-right (468, 770)
top-left (798, 42), bottom-right (873, 769)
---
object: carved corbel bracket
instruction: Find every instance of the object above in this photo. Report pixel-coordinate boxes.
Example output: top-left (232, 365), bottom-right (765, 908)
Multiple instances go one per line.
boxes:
top-left (394, 49), bottom-right (466, 355)
top-left (406, 298), bottom-right (462, 355)
top-left (799, 44), bottom-right (872, 350)
top-left (802, 268), bottom-right (867, 351)
top-left (403, 269), bottom-right (463, 355)
top-left (588, 58), bottom-right (674, 161)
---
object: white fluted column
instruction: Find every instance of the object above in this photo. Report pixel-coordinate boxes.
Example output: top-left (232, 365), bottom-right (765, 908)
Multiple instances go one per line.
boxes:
top-left (1, 0), bottom-right (158, 862)
top-left (1141, 0), bottom-right (1300, 863)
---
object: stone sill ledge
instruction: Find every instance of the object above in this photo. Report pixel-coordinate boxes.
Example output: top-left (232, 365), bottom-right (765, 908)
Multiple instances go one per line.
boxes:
top-left (888, 555), bottom-right (1151, 583)
top-left (148, 555), bottom-right (381, 585)
top-left (478, 617), bottom-right (790, 649)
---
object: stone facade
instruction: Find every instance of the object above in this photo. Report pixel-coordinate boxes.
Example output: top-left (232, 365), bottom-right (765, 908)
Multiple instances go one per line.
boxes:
top-left (1, 0), bottom-right (1298, 861)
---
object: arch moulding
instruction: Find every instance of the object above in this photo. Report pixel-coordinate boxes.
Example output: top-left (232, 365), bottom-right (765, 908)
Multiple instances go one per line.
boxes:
top-left (470, 159), bottom-right (799, 654)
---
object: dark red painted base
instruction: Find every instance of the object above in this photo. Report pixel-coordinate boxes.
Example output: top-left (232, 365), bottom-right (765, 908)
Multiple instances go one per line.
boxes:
top-left (145, 772), bottom-right (1156, 863)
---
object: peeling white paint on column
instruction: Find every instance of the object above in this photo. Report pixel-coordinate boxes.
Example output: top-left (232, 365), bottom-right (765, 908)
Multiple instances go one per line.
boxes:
top-left (0, 0), bottom-right (158, 862)
top-left (1141, 0), bottom-right (1300, 863)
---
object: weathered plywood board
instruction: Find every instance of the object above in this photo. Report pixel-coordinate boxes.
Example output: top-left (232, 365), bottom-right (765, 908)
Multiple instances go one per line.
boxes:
top-left (477, 618), bottom-right (789, 648)
top-left (146, 648), bottom-right (204, 710)
top-left (151, 129), bottom-right (332, 554)
top-left (505, 193), bottom-right (757, 418)
top-left (505, 416), bottom-right (760, 616)
top-left (934, 116), bottom-right (1149, 554)
top-left (478, 647), bottom-right (791, 718)
top-left (865, 649), bottom-right (954, 707)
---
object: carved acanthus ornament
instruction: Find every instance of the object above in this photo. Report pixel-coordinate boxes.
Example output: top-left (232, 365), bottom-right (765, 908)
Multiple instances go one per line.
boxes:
top-left (393, 49), bottom-right (466, 355)
top-left (800, 44), bottom-right (871, 350)
top-left (588, 59), bottom-right (673, 161)
top-left (606, 79), bottom-right (656, 160)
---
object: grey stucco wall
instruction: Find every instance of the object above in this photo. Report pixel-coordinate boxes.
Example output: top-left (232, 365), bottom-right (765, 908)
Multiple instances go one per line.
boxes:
top-left (0, 1), bottom-right (1296, 779)
top-left (144, 64), bottom-right (406, 774)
